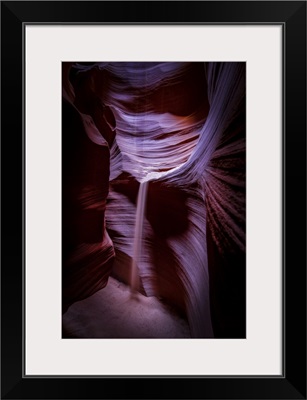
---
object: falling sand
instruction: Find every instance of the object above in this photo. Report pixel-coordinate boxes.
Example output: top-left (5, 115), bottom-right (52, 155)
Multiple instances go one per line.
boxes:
top-left (130, 180), bottom-right (149, 293)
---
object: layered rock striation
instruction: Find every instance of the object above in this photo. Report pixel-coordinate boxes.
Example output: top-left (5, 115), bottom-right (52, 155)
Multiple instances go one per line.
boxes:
top-left (62, 62), bottom-right (246, 337)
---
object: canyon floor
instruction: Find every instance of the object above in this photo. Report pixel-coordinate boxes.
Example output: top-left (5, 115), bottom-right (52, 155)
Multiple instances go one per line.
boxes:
top-left (63, 277), bottom-right (191, 338)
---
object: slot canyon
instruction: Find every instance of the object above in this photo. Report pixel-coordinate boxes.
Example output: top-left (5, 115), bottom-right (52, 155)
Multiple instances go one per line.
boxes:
top-left (62, 62), bottom-right (246, 339)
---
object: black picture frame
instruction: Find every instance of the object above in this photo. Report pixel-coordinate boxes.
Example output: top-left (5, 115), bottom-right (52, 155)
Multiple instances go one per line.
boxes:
top-left (1, 1), bottom-right (306, 399)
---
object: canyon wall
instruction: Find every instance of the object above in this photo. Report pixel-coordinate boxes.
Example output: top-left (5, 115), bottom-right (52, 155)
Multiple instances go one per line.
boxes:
top-left (62, 62), bottom-right (246, 337)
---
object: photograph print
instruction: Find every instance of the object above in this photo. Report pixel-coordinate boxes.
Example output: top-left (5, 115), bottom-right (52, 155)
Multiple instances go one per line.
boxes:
top-left (62, 62), bottom-right (246, 339)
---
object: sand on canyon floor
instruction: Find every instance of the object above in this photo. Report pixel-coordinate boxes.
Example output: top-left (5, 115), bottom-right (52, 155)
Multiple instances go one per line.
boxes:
top-left (63, 277), bottom-right (191, 338)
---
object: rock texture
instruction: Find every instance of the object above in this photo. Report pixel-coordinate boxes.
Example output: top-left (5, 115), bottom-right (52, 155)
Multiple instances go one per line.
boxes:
top-left (62, 62), bottom-right (246, 338)
top-left (62, 64), bottom-right (116, 313)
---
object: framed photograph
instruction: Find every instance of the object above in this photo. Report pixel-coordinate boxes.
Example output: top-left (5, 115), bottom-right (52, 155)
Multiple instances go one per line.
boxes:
top-left (1, 1), bottom-right (306, 399)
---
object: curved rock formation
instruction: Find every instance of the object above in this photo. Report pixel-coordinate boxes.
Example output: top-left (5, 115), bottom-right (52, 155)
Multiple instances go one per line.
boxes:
top-left (62, 62), bottom-right (246, 338)
top-left (62, 64), bottom-right (116, 313)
